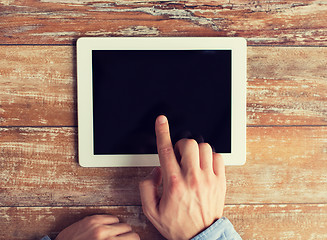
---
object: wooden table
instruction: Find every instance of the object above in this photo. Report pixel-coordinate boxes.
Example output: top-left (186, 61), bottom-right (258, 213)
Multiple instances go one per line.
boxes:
top-left (1, 1), bottom-right (327, 239)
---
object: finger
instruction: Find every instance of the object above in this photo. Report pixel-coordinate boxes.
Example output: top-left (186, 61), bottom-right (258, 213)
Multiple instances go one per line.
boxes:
top-left (198, 143), bottom-right (213, 171)
top-left (155, 115), bottom-right (180, 178)
top-left (213, 153), bottom-right (225, 178)
top-left (116, 231), bottom-right (140, 240)
top-left (105, 223), bottom-right (133, 237)
top-left (83, 215), bottom-right (120, 225)
top-left (174, 138), bottom-right (200, 173)
top-left (139, 167), bottom-right (162, 220)
top-left (148, 167), bottom-right (162, 185)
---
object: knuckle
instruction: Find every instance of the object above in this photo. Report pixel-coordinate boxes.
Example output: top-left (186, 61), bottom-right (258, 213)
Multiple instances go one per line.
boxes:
top-left (83, 215), bottom-right (97, 225)
top-left (158, 145), bottom-right (173, 156)
top-left (188, 171), bottom-right (201, 189)
top-left (189, 178), bottom-right (200, 190)
top-left (91, 226), bottom-right (105, 238)
top-left (169, 174), bottom-right (179, 184)
top-left (168, 174), bottom-right (182, 194)
top-left (188, 168), bottom-right (199, 178)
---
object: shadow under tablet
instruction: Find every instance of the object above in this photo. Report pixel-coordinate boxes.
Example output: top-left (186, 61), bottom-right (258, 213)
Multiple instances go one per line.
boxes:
top-left (92, 50), bottom-right (231, 155)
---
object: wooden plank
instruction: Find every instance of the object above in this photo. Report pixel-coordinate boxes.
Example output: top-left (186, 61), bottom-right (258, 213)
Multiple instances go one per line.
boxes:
top-left (0, 206), bottom-right (164, 240)
top-left (0, 46), bottom-right (326, 126)
top-left (224, 204), bottom-right (327, 239)
top-left (233, 126), bottom-right (327, 204)
top-left (0, 46), bottom-right (76, 126)
top-left (0, 1), bottom-right (326, 45)
top-left (247, 46), bottom-right (327, 125)
top-left (0, 204), bottom-right (326, 240)
top-left (0, 126), bottom-right (326, 206)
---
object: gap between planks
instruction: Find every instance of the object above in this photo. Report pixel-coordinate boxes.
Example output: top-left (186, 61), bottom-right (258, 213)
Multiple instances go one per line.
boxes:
top-left (1, 125), bottom-right (327, 128)
top-left (0, 202), bottom-right (326, 208)
top-left (0, 44), bottom-right (326, 47)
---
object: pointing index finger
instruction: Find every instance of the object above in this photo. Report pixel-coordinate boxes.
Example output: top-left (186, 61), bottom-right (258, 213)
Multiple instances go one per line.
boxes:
top-left (155, 115), bottom-right (180, 178)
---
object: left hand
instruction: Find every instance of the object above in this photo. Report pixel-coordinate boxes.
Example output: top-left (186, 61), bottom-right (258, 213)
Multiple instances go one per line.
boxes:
top-left (55, 215), bottom-right (140, 240)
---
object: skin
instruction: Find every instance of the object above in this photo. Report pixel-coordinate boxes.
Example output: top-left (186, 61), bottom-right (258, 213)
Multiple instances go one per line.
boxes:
top-left (139, 115), bottom-right (226, 240)
top-left (55, 215), bottom-right (140, 240)
top-left (54, 115), bottom-right (225, 240)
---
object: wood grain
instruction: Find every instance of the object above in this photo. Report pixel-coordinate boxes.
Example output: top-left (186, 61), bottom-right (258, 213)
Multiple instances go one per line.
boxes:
top-left (1, 126), bottom-right (326, 206)
top-left (1, 1), bottom-right (326, 239)
top-left (0, 204), bottom-right (326, 240)
top-left (224, 203), bottom-right (327, 239)
top-left (0, 206), bottom-right (163, 240)
top-left (0, 45), bottom-right (76, 126)
top-left (0, 46), bottom-right (326, 127)
top-left (0, 1), bottom-right (326, 45)
top-left (247, 47), bottom-right (327, 126)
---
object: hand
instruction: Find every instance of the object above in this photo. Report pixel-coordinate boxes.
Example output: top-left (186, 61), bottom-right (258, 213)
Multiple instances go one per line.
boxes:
top-left (55, 215), bottom-right (140, 240)
top-left (139, 115), bottom-right (226, 240)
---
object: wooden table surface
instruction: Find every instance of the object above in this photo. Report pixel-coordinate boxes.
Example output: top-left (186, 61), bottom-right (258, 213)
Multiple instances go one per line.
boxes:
top-left (1, 1), bottom-right (327, 239)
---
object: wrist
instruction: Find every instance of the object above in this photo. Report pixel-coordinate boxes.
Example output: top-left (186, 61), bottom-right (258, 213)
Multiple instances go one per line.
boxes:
top-left (191, 217), bottom-right (241, 240)
top-left (195, 218), bottom-right (226, 239)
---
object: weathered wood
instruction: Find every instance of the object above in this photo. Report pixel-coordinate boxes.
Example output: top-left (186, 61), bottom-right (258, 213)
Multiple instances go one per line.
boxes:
top-left (0, 126), bottom-right (326, 206)
top-left (0, 45), bottom-right (76, 126)
top-left (0, 1), bottom-right (326, 45)
top-left (0, 206), bottom-right (163, 240)
top-left (247, 46), bottom-right (327, 125)
top-left (1, 1), bottom-right (326, 239)
top-left (0, 204), bottom-right (326, 240)
top-left (224, 204), bottom-right (327, 239)
top-left (0, 46), bottom-right (326, 126)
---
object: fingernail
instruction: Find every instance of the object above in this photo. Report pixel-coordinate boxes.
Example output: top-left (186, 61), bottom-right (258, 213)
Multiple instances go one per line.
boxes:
top-left (157, 115), bottom-right (167, 124)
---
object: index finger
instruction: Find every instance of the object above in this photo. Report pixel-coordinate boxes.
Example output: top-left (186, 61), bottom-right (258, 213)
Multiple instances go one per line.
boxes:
top-left (155, 115), bottom-right (181, 178)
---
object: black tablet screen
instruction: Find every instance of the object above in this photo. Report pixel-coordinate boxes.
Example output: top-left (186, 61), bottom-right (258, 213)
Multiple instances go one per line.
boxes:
top-left (92, 50), bottom-right (231, 155)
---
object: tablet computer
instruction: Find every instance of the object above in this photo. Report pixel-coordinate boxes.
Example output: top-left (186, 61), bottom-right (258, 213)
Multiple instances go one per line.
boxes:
top-left (77, 37), bottom-right (246, 167)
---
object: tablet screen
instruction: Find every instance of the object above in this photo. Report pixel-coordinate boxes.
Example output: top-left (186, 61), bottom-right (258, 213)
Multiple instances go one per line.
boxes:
top-left (92, 50), bottom-right (231, 155)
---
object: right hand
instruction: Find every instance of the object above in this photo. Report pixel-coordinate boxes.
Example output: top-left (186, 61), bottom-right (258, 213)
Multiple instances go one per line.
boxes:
top-left (55, 215), bottom-right (140, 240)
top-left (139, 115), bottom-right (226, 240)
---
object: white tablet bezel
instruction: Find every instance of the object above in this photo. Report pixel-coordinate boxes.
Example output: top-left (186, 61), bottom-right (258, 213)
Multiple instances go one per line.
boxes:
top-left (77, 37), bottom-right (246, 167)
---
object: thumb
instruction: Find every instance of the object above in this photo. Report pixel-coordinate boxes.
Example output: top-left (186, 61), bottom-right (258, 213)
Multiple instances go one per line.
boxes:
top-left (139, 167), bottom-right (162, 219)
